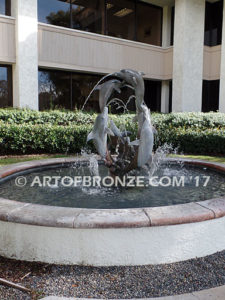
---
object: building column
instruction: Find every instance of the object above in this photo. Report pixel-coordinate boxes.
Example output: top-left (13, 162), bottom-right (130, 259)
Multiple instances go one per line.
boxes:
top-left (161, 81), bottom-right (170, 113)
top-left (161, 6), bottom-right (172, 113)
top-left (219, 1), bottom-right (225, 113)
top-left (11, 0), bottom-right (39, 110)
top-left (172, 0), bottom-right (205, 112)
top-left (162, 6), bottom-right (172, 48)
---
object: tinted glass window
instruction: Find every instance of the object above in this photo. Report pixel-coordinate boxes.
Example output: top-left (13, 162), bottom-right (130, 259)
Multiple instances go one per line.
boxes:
top-left (202, 80), bottom-right (220, 112)
top-left (38, 0), bottom-right (70, 28)
top-left (39, 69), bottom-right (102, 111)
top-left (71, 0), bottom-right (105, 34)
top-left (169, 80), bottom-right (172, 113)
top-left (0, 65), bottom-right (12, 108)
top-left (72, 72), bottom-right (101, 111)
top-left (0, 0), bottom-right (10, 16)
top-left (39, 69), bottom-right (71, 110)
top-left (170, 7), bottom-right (174, 46)
top-left (107, 0), bottom-right (135, 40)
top-left (136, 2), bottom-right (162, 46)
top-left (38, 0), bottom-right (162, 46)
top-left (144, 80), bottom-right (161, 112)
top-left (204, 0), bottom-right (223, 46)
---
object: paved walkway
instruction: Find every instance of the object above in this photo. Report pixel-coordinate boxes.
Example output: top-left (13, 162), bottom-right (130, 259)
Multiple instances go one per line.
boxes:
top-left (41, 285), bottom-right (225, 300)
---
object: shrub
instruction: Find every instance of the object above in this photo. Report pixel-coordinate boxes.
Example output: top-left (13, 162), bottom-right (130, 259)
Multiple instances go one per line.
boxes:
top-left (0, 109), bottom-right (224, 155)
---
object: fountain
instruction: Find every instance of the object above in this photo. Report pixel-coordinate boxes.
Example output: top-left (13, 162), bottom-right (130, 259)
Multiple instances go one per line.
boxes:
top-left (86, 69), bottom-right (155, 177)
top-left (0, 70), bottom-right (224, 266)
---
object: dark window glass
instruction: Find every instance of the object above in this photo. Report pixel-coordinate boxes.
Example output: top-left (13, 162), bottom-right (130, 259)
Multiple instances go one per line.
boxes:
top-left (38, 0), bottom-right (163, 46)
top-left (39, 69), bottom-right (102, 111)
top-left (136, 2), bottom-right (162, 46)
top-left (71, 72), bottom-right (101, 111)
top-left (169, 80), bottom-right (172, 113)
top-left (38, 0), bottom-right (70, 28)
top-left (0, 65), bottom-right (12, 108)
top-left (106, 0), bottom-right (135, 40)
top-left (202, 80), bottom-right (220, 112)
top-left (39, 69), bottom-right (71, 110)
top-left (144, 80), bottom-right (161, 112)
top-left (204, 0), bottom-right (223, 46)
top-left (71, 0), bottom-right (105, 34)
top-left (0, 0), bottom-right (10, 16)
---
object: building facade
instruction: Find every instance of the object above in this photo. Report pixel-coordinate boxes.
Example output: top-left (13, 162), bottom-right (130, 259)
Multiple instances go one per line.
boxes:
top-left (0, 0), bottom-right (224, 112)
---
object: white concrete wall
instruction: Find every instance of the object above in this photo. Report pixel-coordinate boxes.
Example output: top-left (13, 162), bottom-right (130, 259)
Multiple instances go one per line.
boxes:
top-left (38, 24), bottom-right (173, 81)
top-left (161, 80), bottom-right (170, 113)
top-left (172, 0), bottom-right (205, 112)
top-left (0, 217), bottom-right (225, 266)
top-left (11, 0), bottom-right (38, 110)
top-left (219, 1), bottom-right (225, 113)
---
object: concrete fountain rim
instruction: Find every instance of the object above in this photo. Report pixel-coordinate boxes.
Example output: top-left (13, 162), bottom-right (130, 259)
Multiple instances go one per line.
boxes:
top-left (0, 157), bottom-right (224, 229)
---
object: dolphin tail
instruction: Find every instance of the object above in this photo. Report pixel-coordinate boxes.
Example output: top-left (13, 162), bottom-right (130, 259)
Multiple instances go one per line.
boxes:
top-left (87, 131), bottom-right (94, 142)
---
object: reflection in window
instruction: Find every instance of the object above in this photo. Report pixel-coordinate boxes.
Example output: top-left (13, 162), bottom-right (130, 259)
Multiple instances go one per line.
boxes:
top-left (136, 2), bottom-right (162, 46)
top-left (0, 65), bottom-right (12, 108)
top-left (39, 69), bottom-right (71, 110)
top-left (38, 0), bottom-right (162, 46)
top-left (72, 0), bottom-right (105, 34)
top-left (0, 0), bottom-right (10, 16)
top-left (202, 80), bottom-right (220, 112)
top-left (39, 69), bottom-right (162, 112)
top-left (204, 0), bottom-right (223, 46)
top-left (38, 0), bottom-right (70, 28)
top-left (71, 72), bottom-right (101, 111)
top-left (39, 69), bottom-right (101, 111)
top-left (107, 0), bottom-right (135, 40)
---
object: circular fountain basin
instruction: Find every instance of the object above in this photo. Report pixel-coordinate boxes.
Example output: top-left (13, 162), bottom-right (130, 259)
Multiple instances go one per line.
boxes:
top-left (0, 157), bottom-right (224, 266)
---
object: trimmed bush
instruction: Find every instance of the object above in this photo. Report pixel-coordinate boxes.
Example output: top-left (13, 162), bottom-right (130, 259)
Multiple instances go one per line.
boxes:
top-left (0, 109), bottom-right (224, 155)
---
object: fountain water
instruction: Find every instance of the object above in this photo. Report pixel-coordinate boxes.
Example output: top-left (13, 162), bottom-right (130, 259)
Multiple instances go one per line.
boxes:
top-left (0, 70), bottom-right (224, 266)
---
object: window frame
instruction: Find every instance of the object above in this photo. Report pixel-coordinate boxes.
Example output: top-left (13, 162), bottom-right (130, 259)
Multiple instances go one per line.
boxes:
top-left (38, 0), bottom-right (162, 46)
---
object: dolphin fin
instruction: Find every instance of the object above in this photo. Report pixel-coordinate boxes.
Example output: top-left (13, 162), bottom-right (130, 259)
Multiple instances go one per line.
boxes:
top-left (87, 131), bottom-right (94, 142)
top-left (147, 154), bottom-right (153, 165)
top-left (130, 140), bottom-right (140, 146)
top-left (105, 127), bottom-right (114, 136)
top-left (138, 71), bottom-right (145, 76)
top-left (152, 126), bottom-right (158, 135)
top-left (95, 84), bottom-right (103, 91)
top-left (132, 76), bottom-right (138, 86)
top-left (114, 86), bottom-right (121, 94)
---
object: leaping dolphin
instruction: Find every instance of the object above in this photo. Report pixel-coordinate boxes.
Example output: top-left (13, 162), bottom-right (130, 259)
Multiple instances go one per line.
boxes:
top-left (95, 79), bottom-right (123, 112)
top-left (113, 69), bottom-right (145, 112)
top-left (137, 120), bottom-right (154, 167)
top-left (87, 107), bottom-right (112, 158)
top-left (135, 104), bottom-right (154, 167)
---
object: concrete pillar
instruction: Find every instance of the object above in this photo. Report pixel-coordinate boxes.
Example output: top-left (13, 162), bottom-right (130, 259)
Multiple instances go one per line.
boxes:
top-left (11, 0), bottom-right (38, 110)
top-left (219, 1), bottom-right (225, 113)
top-left (172, 0), bottom-right (205, 112)
top-left (161, 81), bottom-right (170, 113)
top-left (161, 6), bottom-right (172, 113)
top-left (162, 6), bottom-right (172, 48)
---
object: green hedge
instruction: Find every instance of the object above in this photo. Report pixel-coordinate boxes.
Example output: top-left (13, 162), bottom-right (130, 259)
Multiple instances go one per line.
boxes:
top-left (0, 109), bottom-right (225, 129)
top-left (0, 109), bottom-right (224, 155)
